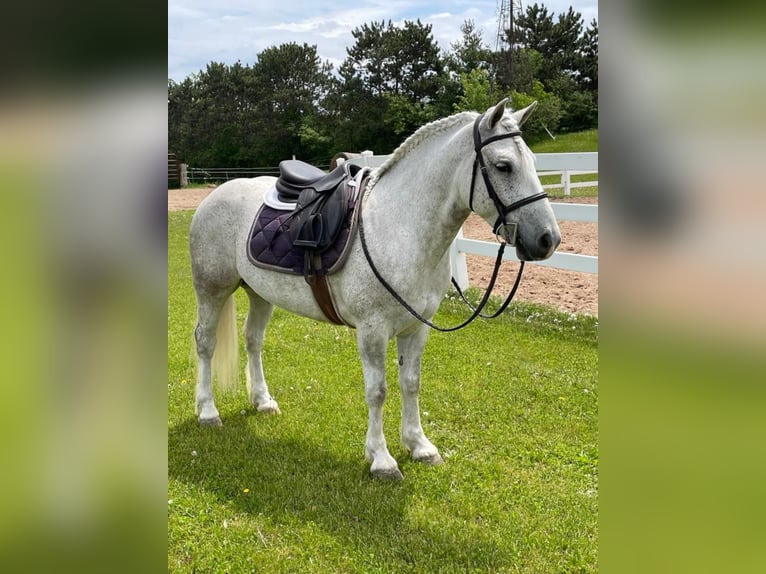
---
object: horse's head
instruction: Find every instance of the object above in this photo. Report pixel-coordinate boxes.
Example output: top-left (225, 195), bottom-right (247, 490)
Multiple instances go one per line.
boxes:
top-left (469, 99), bottom-right (561, 261)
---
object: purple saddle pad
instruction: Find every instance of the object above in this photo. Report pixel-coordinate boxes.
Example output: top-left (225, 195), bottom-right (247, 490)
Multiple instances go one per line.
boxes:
top-left (247, 194), bottom-right (358, 276)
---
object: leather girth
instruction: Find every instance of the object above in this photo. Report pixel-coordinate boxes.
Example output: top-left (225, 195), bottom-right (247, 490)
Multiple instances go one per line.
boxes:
top-left (307, 273), bottom-right (346, 326)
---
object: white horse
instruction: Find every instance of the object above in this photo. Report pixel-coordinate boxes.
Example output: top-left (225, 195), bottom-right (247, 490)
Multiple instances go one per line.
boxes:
top-left (189, 99), bottom-right (560, 480)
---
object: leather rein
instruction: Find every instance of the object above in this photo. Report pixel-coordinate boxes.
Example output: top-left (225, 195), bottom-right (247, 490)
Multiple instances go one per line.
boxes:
top-left (359, 112), bottom-right (548, 332)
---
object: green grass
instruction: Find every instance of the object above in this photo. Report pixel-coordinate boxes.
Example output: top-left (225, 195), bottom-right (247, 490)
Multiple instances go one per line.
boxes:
top-left (168, 210), bottom-right (598, 573)
top-left (530, 130), bottom-right (599, 153)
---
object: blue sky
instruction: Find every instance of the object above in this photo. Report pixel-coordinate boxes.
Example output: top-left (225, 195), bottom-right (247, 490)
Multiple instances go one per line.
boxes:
top-left (168, 1), bottom-right (598, 82)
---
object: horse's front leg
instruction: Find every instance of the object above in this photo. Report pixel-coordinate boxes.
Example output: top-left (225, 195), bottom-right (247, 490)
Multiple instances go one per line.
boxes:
top-left (357, 327), bottom-right (403, 480)
top-left (397, 326), bottom-right (443, 465)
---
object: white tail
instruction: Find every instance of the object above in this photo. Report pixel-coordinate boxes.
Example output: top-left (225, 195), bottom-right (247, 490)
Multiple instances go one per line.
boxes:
top-left (211, 294), bottom-right (239, 392)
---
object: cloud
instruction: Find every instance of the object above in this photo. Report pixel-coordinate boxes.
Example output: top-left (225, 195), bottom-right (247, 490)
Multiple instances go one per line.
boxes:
top-left (168, 0), bottom-right (598, 81)
top-left (270, 16), bottom-right (329, 33)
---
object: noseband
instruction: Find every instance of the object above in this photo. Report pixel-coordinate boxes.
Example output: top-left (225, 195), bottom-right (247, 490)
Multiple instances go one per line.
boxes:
top-left (469, 113), bottom-right (548, 245)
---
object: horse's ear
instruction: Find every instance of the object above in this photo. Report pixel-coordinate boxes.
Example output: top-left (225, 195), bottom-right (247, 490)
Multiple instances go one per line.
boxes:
top-left (487, 98), bottom-right (510, 129)
top-left (511, 101), bottom-right (538, 127)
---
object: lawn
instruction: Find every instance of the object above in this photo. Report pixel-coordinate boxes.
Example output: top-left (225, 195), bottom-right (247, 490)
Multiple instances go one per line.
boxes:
top-left (168, 210), bottom-right (598, 573)
top-left (530, 130), bottom-right (599, 153)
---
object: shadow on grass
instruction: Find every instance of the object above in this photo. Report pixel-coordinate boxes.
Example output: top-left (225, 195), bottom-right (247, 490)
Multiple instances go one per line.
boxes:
top-left (169, 413), bottom-right (511, 572)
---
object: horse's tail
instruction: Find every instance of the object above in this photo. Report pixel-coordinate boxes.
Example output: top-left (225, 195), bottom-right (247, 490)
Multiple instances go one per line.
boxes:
top-left (211, 294), bottom-right (239, 393)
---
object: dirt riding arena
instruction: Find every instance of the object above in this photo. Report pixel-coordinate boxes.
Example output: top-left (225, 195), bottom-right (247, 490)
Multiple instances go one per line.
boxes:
top-left (169, 187), bottom-right (597, 316)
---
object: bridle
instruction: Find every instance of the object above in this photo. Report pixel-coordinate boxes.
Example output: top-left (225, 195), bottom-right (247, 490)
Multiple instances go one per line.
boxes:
top-left (358, 110), bottom-right (549, 332)
top-left (469, 113), bottom-right (548, 245)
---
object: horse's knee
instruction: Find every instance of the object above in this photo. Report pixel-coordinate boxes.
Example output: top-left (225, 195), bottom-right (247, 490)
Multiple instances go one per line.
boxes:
top-left (365, 383), bottom-right (387, 406)
top-left (400, 373), bottom-right (420, 395)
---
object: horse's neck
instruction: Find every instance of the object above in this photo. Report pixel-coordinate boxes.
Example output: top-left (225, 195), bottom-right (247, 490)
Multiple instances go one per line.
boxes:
top-left (364, 125), bottom-right (473, 268)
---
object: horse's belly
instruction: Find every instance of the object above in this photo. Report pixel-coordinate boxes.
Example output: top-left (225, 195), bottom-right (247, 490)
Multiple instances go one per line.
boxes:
top-left (238, 267), bottom-right (332, 323)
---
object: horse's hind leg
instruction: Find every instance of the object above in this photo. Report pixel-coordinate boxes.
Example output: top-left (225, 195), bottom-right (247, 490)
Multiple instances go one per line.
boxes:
top-left (194, 290), bottom-right (235, 426)
top-left (243, 287), bottom-right (280, 414)
top-left (398, 326), bottom-right (443, 465)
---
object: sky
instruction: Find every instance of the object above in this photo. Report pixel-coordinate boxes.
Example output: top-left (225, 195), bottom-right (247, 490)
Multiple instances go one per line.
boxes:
top-left (168, 0), bottom-right (598, 82)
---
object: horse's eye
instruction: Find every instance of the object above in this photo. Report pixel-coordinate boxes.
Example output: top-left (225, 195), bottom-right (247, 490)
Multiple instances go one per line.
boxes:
top-left (495, 162), bottom-right (512, 173)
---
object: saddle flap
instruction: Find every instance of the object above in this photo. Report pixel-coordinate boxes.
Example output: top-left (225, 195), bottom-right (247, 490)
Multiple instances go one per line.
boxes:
top-left (288, 184), bottom-right (348, 252)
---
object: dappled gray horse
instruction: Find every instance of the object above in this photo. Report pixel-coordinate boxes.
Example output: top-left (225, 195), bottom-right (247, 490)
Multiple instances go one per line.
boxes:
top-left (189, 99), bottom-right (560, 480)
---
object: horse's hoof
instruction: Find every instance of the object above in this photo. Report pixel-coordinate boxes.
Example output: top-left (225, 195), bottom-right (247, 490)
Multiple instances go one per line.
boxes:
top-left (415, 453), bottom-right (444, 466)
top-left (257, 400), bottom-right (281, 415)
top-left (370, 467), bottom-right (404, 481)
top-left (199, 416), bottom-right (223, 427)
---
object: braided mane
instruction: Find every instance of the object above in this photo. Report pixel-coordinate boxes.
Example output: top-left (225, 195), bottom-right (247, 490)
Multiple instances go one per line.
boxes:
top-left (366, 111), bottom-right (478, 191)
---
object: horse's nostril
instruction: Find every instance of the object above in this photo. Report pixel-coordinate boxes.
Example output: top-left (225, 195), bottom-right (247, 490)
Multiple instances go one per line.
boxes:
top-left (538, 230), bottom-right (553, 251)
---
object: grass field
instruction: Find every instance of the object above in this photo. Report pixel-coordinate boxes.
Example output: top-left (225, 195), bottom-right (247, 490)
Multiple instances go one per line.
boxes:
top-left (530, 130), bottom-right (598, 154)
top-left (168, 208), bottom-right (598, 573)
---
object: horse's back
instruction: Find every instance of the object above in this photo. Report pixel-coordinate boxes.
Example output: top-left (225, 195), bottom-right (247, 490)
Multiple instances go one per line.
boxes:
top-left (193, 177), bottom-right (272, 225)
top-left (190, 177), bottom-right (273, 293)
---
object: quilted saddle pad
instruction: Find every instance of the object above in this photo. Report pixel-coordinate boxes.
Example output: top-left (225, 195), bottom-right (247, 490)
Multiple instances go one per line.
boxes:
top-left (246, 193), bottom-right (359, 276)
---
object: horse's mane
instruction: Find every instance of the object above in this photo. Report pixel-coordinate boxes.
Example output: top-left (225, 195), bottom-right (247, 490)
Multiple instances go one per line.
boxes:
top-left (366, 111), bottom-right (479, 191)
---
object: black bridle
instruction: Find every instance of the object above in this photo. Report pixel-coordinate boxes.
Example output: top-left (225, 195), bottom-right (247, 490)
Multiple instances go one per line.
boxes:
top-left (358, 111), bottom-right (549, 332)
top-left (469, 113), bottom-right (549, 245)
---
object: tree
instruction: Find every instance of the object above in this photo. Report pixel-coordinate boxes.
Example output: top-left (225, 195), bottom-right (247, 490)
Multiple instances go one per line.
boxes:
top-left (443, 20), bottom-right (495, 115)
top-left (578, 19), bottom-right (598, 92)
top-left (453, 68), bottom-right (495, 113)
top-left (340, 19), bottom-right (443, 102)
top-left (168, 77), bottom-right (193, 159)
top-left (252, 42), bottom-right (334, 164)
top-left (496, 47), bottom-right (544, 93)
top-left (166, 45), bottom-right (334, 168)
top-left (333, 19), bottom-right (445, 152)
top-left (560, 89), bottom-right (597, 132)
top-left (501, 3), bottom-right (597, 133)
top-left (550, 7), bottom-right (584, 78)
top-left (184, 61), bottom-right (251, 166)
top-left (509, 3), bottom-right (583, 89)
top-left (167, 10), bottom-right (597, 169)
top-left (446, 20), bottom-right (494, 77)
top-left (509, 80), bottom-right (562, 142)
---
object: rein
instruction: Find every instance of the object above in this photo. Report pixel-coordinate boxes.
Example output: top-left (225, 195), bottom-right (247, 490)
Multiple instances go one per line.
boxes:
top-left (360, 212), bottom-right (525, 332)
top-left (359, 111), bottom-right (547, 332)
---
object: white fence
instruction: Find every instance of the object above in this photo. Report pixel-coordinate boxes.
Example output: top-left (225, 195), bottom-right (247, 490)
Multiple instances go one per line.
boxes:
top-left (349, 151), bottom-right (599, 287)
top-left (540, 169), bottom-right (598, 196)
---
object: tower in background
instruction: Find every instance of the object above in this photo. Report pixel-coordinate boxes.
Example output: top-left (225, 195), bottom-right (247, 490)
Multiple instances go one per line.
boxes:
top-left (495, 0), bottom-right (523, 53)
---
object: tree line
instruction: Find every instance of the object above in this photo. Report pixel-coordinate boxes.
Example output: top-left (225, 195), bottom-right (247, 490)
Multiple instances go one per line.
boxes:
top-left (168, 3), bottom-right (598, 168)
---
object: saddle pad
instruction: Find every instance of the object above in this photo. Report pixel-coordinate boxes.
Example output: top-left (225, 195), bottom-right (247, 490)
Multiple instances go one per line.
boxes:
top-left (247, 194), bottom-right (358, 276)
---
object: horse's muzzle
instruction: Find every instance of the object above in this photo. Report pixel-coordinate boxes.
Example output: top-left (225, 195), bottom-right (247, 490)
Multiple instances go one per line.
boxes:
top-left (517, 227), bottom-right (561, 261)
